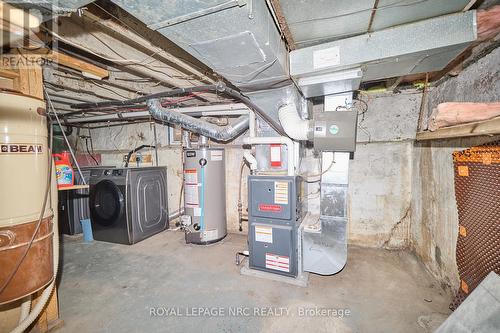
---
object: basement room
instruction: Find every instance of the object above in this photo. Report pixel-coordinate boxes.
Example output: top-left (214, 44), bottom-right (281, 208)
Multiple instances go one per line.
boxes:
top-left (0, 1), bottom-right (499, 332)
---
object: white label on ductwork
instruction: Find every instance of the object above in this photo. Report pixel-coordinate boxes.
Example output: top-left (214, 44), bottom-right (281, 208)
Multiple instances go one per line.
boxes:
top-left (274, 181), bottom-right (289, 205)
top-left (313, 46), bottom-right (340, 69)
top-left (255, 226), bottom-right (273, 243)
top-left (210, 150), bottom-right (223, 161)
top-left (265, 253), bottom-right (289, 272)
top-left (185, 184), bottom-right (199, 206)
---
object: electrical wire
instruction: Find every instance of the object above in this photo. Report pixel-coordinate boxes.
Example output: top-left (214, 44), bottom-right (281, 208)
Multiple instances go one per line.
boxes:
top-left (297, 157), bottom-right (335, 182)
top-left (69, 83), bottom-right (287, 136)
top-left (91, 2), bottom-right (213, 80)
top-left (85, 138), bottom-right (99, 165)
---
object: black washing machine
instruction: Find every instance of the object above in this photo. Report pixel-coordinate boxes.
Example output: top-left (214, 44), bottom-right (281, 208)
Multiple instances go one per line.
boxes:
top-left (59, 166), bottom-right (112, 235)
top-left (89, 167), bottom-right (168, 245)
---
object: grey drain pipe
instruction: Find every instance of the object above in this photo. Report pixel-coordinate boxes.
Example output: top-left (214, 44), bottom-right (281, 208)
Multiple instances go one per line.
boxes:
top-left (147, 99), bottom-right (249, 142)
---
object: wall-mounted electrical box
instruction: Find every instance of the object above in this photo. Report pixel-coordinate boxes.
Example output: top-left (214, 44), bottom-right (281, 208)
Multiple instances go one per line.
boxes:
top-left (312, 111), bottom-right (357, 152)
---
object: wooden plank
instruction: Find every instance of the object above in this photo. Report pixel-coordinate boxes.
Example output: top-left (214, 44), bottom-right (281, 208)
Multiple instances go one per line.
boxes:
top-left (0, 68), bottom-right (20, 79)
top-left (45, 288), bottom-right (59, 324)
top-left (58, 185), bottom-right (90, 191)
top-left (5, 50), bottom-right (44, 99)
top-left (32, 290), bottom-right (48, 333)
top-left (32, 48), bottom-right (109, 79)
top-left (416, 116), bottom-right (500, 141)
top-left (31, 287), bottom-right (62, 333)
top-left (42, 50), bottom-right (109, 79)
top-left (0, 77), bottom-right (15, 90)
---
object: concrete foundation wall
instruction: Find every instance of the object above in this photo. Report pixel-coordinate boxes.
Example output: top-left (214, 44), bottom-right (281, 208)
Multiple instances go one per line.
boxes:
top-left (411, 46), bottom-right (500, 291)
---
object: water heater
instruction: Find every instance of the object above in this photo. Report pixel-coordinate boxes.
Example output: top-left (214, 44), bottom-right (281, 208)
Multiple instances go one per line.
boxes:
top-left (0, 92), bottom-right (54, 304)
top-left (183, 147), bottom-right (227, 244)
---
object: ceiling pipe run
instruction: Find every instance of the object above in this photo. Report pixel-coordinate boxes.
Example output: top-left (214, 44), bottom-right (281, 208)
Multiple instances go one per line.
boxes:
top-left (147, 99), bottom-right (249, 142)
top-left (70, 82), bottom-right (286, 136)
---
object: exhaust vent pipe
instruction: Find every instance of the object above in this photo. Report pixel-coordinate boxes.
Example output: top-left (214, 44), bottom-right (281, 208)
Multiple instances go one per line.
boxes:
top-left (147, 99), bottom-right (249, 142)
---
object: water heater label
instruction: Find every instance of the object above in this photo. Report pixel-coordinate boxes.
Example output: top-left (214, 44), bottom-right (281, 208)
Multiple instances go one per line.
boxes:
top-left (0, 143), bottom-right (43, 154)
top-left (265, 253), bottom-right (290, 272)
top-left (210, 150), bottom-right (223, 161)
top-left (184, 169), bottom-right (198, 184)
top-left (202, 229), bottom-right (218, 241)
top-left (185, 184), bottom-right (199, 206)
top-left (255, 226), bottom-right (273, 243)
top-left (193, 207), bottom-right (201, 216)
top-left (274, 181), bottom-right (289, 204)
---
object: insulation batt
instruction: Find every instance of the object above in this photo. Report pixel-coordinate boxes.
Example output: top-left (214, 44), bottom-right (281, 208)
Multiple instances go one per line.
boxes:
top-left (428, 102), bottom-right (500, 131)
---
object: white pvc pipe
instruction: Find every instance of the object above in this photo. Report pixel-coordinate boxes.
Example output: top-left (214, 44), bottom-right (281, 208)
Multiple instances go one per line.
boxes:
top-left (249, 110), bottom-right (256, 138)
top-left (243, 151), bottom-right (258, 172)
top-left (243, 136), bottom-right (295, 176)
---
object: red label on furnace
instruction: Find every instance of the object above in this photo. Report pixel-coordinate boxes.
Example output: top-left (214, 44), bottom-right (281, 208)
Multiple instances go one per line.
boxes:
top-left (259, 204), bottom-right (282, 212)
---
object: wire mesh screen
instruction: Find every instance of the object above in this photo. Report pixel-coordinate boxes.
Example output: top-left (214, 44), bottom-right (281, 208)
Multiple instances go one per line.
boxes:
top-left (451, 141), bottom-right (500, 310)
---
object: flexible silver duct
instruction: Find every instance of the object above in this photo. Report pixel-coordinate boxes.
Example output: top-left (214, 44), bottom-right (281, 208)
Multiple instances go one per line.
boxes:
top-left (147, 99), bottom-right (249, 142)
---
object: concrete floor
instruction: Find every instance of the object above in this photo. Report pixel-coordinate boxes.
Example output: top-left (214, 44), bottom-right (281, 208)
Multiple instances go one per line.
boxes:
top-left (57, 231), bottom-right (452, 333)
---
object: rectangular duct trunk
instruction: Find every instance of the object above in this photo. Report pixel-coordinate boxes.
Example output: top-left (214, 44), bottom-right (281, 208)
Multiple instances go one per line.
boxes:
top-left (290, 11), bottom-right (477, 82)
top-left (113, 0), bottom-right (290, 91)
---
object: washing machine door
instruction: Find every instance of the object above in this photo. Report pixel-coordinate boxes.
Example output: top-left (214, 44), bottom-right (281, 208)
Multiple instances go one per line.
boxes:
top-left (90, 180), bottom-right (124, 227)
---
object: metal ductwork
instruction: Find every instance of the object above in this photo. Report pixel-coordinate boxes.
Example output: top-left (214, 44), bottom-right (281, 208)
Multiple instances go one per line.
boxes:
top-left (113, 0), bottom-right (289, 92)
top-left (112, 0), bottom-right (298, 134)
top-left (147, 99), bottom-right (249, 142)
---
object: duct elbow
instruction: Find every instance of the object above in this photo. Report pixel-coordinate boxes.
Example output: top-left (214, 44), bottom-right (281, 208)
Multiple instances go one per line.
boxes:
top-left (147, 99), bottom-right (249, 142)
top-left (278, 103), bottom-right (311, 141)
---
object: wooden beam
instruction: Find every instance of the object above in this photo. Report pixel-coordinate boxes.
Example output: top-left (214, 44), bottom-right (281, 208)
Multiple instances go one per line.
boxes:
top-left (40, 50), bottom-right (109, 79)
top-left (0, 68), bottom-right (20, 79)
top-left (416, 116), bottom-right (500, 141)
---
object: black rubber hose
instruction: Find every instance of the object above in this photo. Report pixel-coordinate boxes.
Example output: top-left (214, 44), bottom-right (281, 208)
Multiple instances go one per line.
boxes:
top-left (71, 85), bottom-right (215, 110)
top-left (70, 82), bottom-right (286, 136)
top-left (124, 144), bottom-right (155, 167)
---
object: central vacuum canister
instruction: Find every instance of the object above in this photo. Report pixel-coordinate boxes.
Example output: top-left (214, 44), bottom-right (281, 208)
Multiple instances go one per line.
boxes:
top-left (183, 147), bottom-right (227, 244)
top-left (0, 92), bottom-right (54, 305)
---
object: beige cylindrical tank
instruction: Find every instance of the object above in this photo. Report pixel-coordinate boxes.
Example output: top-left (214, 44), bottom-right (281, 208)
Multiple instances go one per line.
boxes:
top-left (0, 92), bottom-right (54, 305)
